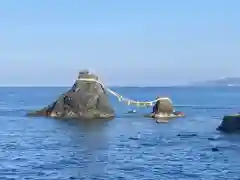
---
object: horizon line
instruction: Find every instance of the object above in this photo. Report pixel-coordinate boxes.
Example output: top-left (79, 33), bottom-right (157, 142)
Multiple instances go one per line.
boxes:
top-left (0, 83), bottom-right (188, 87)
top-left (0, 85), bottom-right (234, 88)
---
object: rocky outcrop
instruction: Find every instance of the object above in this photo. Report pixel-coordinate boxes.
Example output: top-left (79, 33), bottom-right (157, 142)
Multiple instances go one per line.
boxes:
top-left (154, 98), bottom-right (174, 114)
top-left (27, 70), bottom-right (115, 120)
top-left (217, 115), bottom-right (240, 133)
top-left (144, 98), bottom-right (184, 121)
top-left (144, 98), bottom-right (174, 118)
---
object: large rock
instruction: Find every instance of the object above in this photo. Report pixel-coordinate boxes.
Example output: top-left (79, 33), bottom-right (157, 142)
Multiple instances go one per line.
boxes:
top-left (217, 114), bottom-right (240, 133)
top-left (27, 70), bottom-right (115, 120)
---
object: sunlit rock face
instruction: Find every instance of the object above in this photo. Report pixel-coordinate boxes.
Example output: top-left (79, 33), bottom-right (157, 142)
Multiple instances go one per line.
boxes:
top-left (27, 70), bottom-right (115, 120)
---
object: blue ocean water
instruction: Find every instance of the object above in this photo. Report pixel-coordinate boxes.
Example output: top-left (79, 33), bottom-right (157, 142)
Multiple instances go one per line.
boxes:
top-left (0, 86), bottom-right (240, 180)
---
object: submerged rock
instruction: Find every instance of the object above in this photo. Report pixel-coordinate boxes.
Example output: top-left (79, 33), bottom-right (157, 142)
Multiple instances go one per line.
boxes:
top-left (207, 137), bottom-right (216, 141)
top-left (27, 70), bottom-right (115, 120)
top-left (217, 115), bottom-right (240, 133)
top-left (211, 147), bottom-right (219, 152)
top-left (177, 133), bottom-right (198, 137)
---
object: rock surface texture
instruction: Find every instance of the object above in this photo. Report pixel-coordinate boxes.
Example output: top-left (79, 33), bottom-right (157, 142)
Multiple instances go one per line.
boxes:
top-left (144, 98), bottom-right (175, 119)
top-left (217, 115), bottom-right (240, 133)
top-left (27, 70), bottom-right (115, 120)
top-left (154, 99), bottom-right (174, 114)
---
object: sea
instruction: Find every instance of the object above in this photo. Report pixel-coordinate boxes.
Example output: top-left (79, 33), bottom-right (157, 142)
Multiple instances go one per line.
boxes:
top-left (0, 86), bottom-right (240, 180)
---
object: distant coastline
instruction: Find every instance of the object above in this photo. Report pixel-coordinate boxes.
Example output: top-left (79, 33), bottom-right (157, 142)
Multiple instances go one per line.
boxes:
top-left (190, 77), bottom-right (240, 87)
top-left (1, 77), bottom-right (240, 88)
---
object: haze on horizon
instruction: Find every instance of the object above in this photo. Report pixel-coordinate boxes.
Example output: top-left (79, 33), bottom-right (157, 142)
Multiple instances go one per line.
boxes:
top-left (0, 0), bottom-right (239, 87)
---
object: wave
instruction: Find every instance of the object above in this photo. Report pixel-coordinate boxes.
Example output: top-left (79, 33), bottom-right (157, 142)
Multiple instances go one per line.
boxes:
top-left (0, 106), bottom-right (35, 117)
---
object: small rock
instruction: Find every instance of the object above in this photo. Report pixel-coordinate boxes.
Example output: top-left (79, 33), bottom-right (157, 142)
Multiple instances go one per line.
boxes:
top-left (207, 137), bottom-right (216, 141)
top-left (177, 133), bottom-right (197, 137)
top-left (211, 147), bottom-right (219, 152)
top-left (128, 137), bottom-right (139, 140)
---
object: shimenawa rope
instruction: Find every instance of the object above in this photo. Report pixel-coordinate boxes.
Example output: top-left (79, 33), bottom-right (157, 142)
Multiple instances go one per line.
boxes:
top-left (78, 78), bottom-right (172, 107)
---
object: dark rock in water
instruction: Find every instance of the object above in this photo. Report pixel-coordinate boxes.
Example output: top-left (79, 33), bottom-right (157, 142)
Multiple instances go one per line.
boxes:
top-left (217, 115), bottom-right (240, 133)
top-left (27, 70), bottom-right (115, 120)
top-left (211, 147), bottom-right (219, 152)
top-left (207, 137), bottom-right (216, 141)
top-left (128, 137), bottom-right (139, 140)
top-left (177, 133), bottom-right (198, 137)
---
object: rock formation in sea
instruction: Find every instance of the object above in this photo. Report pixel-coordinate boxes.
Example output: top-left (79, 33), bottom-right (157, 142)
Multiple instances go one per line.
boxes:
top-left (144, 98), bottom-right (174, 118)
top-left (217, 115), bottom-right (240, 133)
top-left (27, 70), bottom-right (115, 120)
top-left (154, 98), bottom-right (174, 114)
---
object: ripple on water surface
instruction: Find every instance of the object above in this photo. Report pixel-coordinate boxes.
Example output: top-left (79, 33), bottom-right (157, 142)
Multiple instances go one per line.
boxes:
top-left (0, 87), bottom-right (240, 179)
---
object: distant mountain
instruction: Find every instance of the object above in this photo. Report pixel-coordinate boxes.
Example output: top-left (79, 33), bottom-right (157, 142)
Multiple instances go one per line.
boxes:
top-left (190, 77), bottom-right (240, 87)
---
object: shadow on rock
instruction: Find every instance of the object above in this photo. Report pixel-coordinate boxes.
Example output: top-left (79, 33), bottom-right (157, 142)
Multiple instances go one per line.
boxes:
top-left (27, 70), bottom-right (115, 120)
top-left (217, 114), bottom-right (240, 133)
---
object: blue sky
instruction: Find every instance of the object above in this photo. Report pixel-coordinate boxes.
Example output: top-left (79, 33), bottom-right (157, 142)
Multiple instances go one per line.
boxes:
top-left (0, 0), bottom-right (239, 86)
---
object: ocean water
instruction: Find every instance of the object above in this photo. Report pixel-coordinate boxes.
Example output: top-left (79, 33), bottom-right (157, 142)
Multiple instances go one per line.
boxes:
top-left (0, 86), bottom-right (240, 180)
